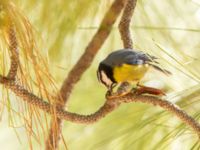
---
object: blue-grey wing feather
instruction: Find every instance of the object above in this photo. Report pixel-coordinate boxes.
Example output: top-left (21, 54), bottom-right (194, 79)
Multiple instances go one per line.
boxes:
top-left (101, 49), bottom-right (171, 75)
top-left (102, 49), bottom-right (155, 67)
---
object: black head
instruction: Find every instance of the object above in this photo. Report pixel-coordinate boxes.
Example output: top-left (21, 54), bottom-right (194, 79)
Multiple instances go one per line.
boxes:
top-left (97, 63), bottom-right (116, 89)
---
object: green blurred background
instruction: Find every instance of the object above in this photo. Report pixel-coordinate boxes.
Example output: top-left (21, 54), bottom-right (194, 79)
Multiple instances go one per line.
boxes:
top-left (0, 0), bottom-right (200, 149)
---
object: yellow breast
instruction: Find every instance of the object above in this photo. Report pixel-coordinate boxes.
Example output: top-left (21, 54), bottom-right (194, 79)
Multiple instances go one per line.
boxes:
top-left (113, 64), bottom-right (149, 83)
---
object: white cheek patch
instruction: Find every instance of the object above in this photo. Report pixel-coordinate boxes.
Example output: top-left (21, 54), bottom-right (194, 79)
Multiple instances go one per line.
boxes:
top-left (101, 71), bottom-right (112, 87)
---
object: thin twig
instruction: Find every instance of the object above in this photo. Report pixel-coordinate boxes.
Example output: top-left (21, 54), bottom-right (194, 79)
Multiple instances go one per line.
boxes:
top-left (7, 26), bottom-right (19, 80)
top-left (2, 79), bottom-right (200, 137)
top-left (46, 0), bottom-right (127, 149)
top-left (59, 0), bottom-right (127, 104)
top-left (45, 118), bottom-right (63, 150)
top-left (0, 25), bottom-right (19, 81)
top-left (118, 0), bottom-right (137, 94)
top-left (119, 0), bottom-right (137, 49)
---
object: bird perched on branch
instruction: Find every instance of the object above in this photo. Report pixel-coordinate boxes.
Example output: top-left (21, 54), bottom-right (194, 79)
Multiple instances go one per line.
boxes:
top-left (97, 49), bottom-right (171, 98)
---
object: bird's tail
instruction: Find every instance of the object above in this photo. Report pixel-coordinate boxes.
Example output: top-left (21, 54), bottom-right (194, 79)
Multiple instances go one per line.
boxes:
top-left (151, 64), bottom-right (171, 76)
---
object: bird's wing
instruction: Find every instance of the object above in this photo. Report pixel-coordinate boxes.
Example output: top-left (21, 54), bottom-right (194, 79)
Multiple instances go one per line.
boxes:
top-left (140, 52), bottom-right (171, 75)
top-left (102, 49), bottom-right (171, 75)
top-left (102, 49), bottom-right (147, 66)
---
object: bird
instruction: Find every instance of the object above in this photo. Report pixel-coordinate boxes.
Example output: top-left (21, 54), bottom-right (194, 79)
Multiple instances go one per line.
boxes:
top-left (97, 49), bottom-right (171, 97)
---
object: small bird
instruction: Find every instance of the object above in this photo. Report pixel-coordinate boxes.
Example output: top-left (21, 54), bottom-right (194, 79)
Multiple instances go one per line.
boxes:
top-left (97, 49), bottom-right (170, 97)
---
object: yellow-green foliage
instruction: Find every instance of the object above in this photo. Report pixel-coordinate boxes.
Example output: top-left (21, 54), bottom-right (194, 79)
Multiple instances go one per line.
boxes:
top-left (0, 0), bottom-right (9, 28)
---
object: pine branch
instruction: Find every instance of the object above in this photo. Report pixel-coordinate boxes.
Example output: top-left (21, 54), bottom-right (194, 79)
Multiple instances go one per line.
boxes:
top-left (119, 0), bottom-right (137, 49)
top-left (7, 26), bottom-right (19, 80)
top-left (46, 0), bottom-right (127, 149)
top-left (117, 0), bottom-right (137, 94)
top-left (0, 25), bottom-right (19, 81)
top-left (59, 0), bottom-right (126, 104)
top-left (1, 1), bottom-right (200, 149)
top-left (1, 79), bottom-right (200, 138)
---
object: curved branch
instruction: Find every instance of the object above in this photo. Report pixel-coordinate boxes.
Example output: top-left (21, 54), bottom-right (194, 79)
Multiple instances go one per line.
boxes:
top-left (44, 0), bottom-right (128, 149)
top-left (117, 0), bottom-right (137, 95)
top-left (59, 0), bottom-right (127, 103)
top-left (7, 26), bottom-right (19, 80)
top-left (120, 94), bottom-right (200, 137)
top-left (2, 80), bottom-right (200, 137)
top-left (119, 0), bottom-right (137, 49)
top-left (0, 26), bottom-right (19, 81)
top-left (1, 0), bottom-right (199, 149)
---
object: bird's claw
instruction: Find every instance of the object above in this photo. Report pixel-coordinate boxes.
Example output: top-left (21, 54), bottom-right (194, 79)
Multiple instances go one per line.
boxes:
top-left (106, 90), bottom-right (130, 100)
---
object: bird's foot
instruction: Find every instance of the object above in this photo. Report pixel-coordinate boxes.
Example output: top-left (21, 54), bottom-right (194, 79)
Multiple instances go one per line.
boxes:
top-left (134, 84), bottom-right (166, 96)
top-left (106, 82), bottom-right (131, 99)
